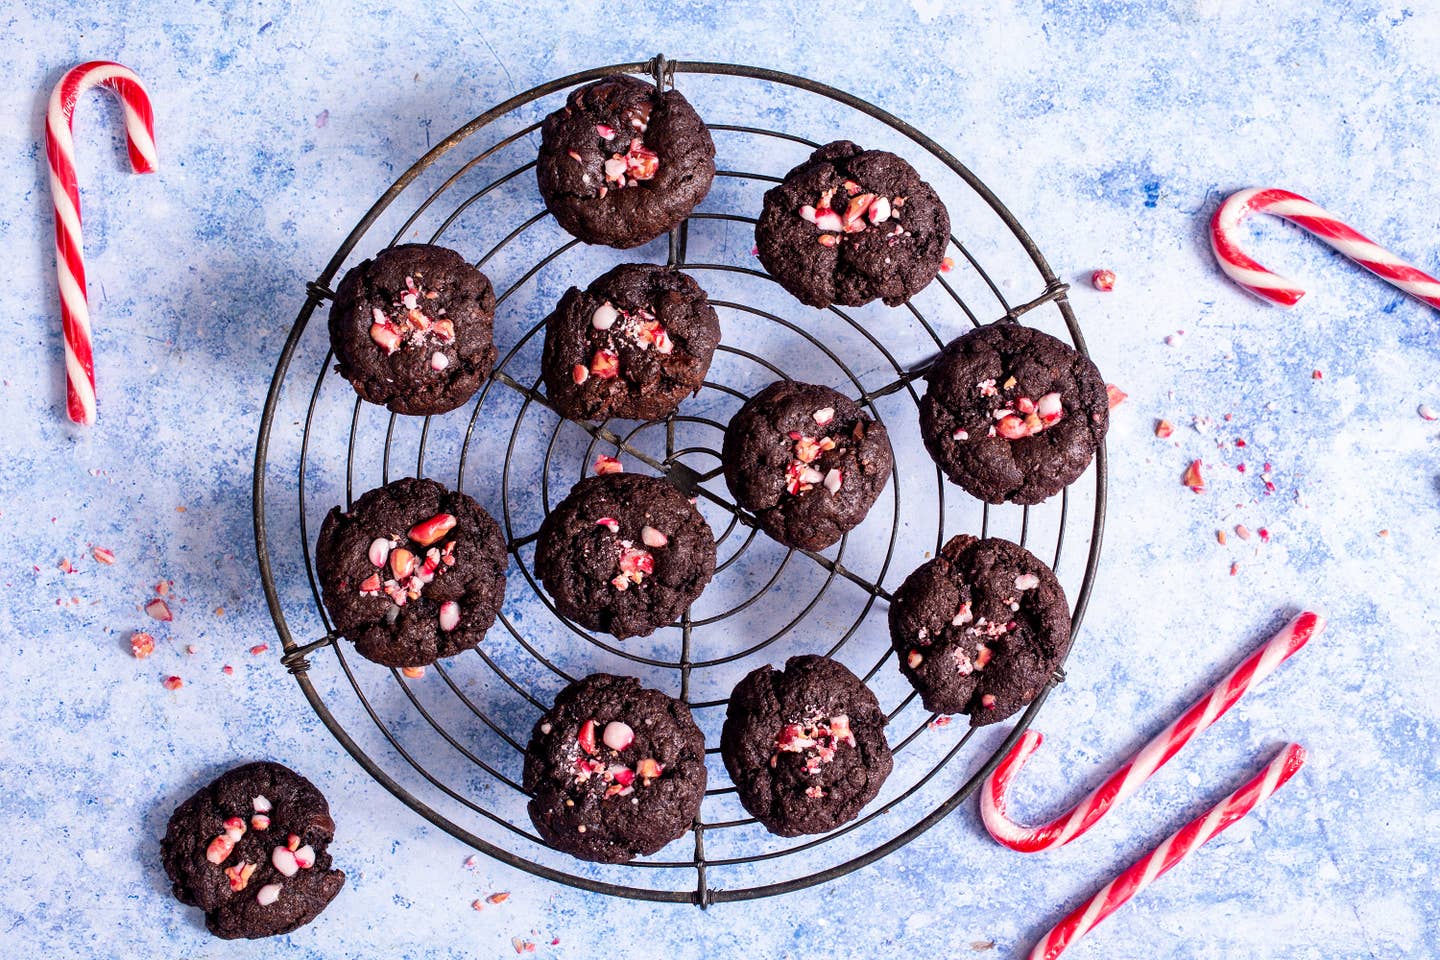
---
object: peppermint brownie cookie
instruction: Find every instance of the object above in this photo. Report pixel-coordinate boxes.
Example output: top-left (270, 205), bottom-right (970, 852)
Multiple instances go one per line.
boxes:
top-left (541, 263), bottom-right (721, 422)
top-left (919, 321), bottom-right (1109, 504)
top-left (161, 762), bottom-right (344, 939)
top-left (721, 381), bottom-right (893, 551)
top-left (721, 655), bottom-right (893, 837)
top-left (537, 75), bottom-right (715, 249)
top-left (329, 244), bottom-right (497, 416)
top-left (524, 674), bottom-right (707, 863)
top-left (755, 141), bottom-right (950, 308)
top-left (535, 472), bottom-right (715, 639)
top-left (889, 535), bottom-right (1070, 725)
top-left (316, 477), bottom-right (507, 668)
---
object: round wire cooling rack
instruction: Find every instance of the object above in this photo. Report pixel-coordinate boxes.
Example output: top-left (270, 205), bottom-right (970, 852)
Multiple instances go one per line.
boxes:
top-left (253, 56), bottom-right (1107, 906)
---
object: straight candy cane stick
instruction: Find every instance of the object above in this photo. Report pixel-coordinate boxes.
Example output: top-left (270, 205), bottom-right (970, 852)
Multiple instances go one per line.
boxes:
top-left (1028, 743), bottom-right (1307, 960)
top-left (46, 61), bottom-right (158, 425)
top-left (981, 611), bottom-right (1323, 852)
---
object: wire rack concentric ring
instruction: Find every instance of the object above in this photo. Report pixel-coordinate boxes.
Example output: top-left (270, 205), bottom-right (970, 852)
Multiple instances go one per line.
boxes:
top-left (253, 56), bottom-right (1106, 906)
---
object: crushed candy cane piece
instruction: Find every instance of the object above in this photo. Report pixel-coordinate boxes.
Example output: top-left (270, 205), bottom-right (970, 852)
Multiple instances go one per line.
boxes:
top-left (602, 721), bottom-right (634, 751)
top-left (1106, 384), bottom-right (1127, 408)
top-left (438, 601), bottom-right (461, 632)
top-left (130, 632), bottom-right (155, 659)
top-left (162, 676), bottom-right (183, 691)
top-left (1155, 419), bottom-right (1174, 438)
top-left (1182, 460), bottom-right (1205, 492)
top-left (92, 547), bottom-right (115, 565)
top-left (1091, 269), bottom-right (1116, 291)
top-left (255, 883), bottom-right (281, 906)
top-left (145, 598), bottom-right (173, 622)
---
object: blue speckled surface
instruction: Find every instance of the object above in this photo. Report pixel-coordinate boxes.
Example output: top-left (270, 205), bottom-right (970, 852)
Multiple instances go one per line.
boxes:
top-left (3, 2), bottom-right (1439, 956)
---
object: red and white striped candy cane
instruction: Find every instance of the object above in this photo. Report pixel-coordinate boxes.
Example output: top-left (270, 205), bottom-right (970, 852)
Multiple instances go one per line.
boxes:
top-left (1027, 743), bottom-right (1307, 960)
top-left (981, 611), bottom-right (1323, 852)
top-left (1210, 187), bottom-right (1440, 311)
top-left (46, 61), bottom-right (157, 425)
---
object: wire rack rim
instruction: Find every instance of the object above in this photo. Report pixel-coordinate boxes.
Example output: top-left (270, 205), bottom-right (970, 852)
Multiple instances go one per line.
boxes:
top-left (252, 54), bottom-right (1108, 907)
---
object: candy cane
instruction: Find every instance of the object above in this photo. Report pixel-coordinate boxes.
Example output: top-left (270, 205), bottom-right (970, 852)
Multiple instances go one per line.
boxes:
top-left (981, 611), bottom-right (1323, 853)
top-left (1210, 187), bottom-right (1440, 311)
top-left (1027, 743), bottom-right (1306, 960)
top-left (46, 61), bottom-right (158, 425)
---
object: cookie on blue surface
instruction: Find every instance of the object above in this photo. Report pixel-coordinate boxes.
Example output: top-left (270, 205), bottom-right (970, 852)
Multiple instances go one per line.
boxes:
top-left (328, 243), bottom-right (497, 416)
top-left (161, 761), bottom-right (344, 940)
top-left (316, 477), bottom-right (508, 667)
top-left (541, 262), bottom-right (721, 422)
top-left (535, 472), bottom-right (715, 639)
top-left (524, 673), bottom-right (707, 863)
top-left (918, 321), bottom-right (1109, 504)
top-left (721, 380), bottom-right (893, 551)
top-left (754, 140), bottom-right (950, 308)
top-left (536, 75), bottom-right (715, 249)
top-left (888, 534), bottom-right (1070, 725)
top-left (721, 655), bottom-right (893, 837)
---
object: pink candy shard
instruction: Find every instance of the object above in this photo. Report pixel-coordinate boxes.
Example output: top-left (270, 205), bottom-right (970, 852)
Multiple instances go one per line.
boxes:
top-left (822, 468), bottom-right (843, 493)
top-left (144, 598), bottom-right (173, 622)
top-left (640, 526), bottom-right (667, 548)
top-left (591, 302), bottom-right (619, 330)
top-left (256, 883), bottom-right (281, 906)
top-left (368, 538), bottom-right (391, 568)
top-left (438, 601), bottom-right (461, 632)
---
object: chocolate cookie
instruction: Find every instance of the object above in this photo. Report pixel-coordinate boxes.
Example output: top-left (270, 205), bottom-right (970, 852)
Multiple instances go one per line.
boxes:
top-left (889, 535), bottom-right (1070, 725)
top-left (316, 477), bottom-right (508, 667)
top-left (537, 75), bottom-right (715, 249)
top-left (161, 761), bottom-right (344, 940)
top-left (721, 655), bottom-right (893, 837)
top-left (721, 381), bottom-right (893, 551)
top-left (541, 263), bottom-right (721, 422)
top-left (329, 244), bottom-right (497, 416)
top-left (524, 674), bottom-right (707, 863)
top-left (919, 321), bottom-right (1109, 504)
top-left (755, 141), bottom-right (950, 308)
top-left (535, 472), bottom-right (715, 639)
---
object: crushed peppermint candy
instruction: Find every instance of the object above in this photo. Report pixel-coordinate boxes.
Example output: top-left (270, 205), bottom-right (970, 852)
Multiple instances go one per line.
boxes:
top-left (771, 714), bottom-right (856, 775)
top-left (92, 546), bottom-right (116, 565)
top-left (1155, 419), bottom-right (1174, 438)
top-left (1106, 384), bottom-right (1127, 408)
top-left (1182, 460), bottom-right (1205, 492)
top-left (784, 429), bottom-right (838, 495)
top-left (799, 181), bottom-right (906, 247)
top-left (368, 273), bottom-right (454, 358)
top-left (130, 632), bottom-right (155, 659)
top-left (611, 542), bottom-right (654, 591)
top-left (1014, 573), bottom-right (1040, 591)
top-left (255, 883), bottom-right (282, 906)
top-left (145, 598), bottom-right (173, 622)
top-left (356, 516), bottom-right (459, 617)
top-left (162, 676), bottom-right (183, 691)
top-left (593, 454), bottom-right (623, 475)
top-left (1091, 269), bottom-right (1116, 291)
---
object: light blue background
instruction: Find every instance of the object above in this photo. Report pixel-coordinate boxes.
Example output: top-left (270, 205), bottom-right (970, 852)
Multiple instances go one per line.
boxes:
top-left (2, 1), bottom-right (1437, 957)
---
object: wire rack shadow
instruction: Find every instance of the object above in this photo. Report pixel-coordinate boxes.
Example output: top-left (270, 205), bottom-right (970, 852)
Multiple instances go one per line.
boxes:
top-left (253, 55), bottom-right (1107, 907)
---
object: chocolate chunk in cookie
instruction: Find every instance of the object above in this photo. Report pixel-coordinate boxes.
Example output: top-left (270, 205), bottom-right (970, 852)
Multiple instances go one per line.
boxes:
top-left (329, 244), bottom-right (497, 416)
top-left (524, 674), bottom-right (707, 863)
top-left (721, 380), bottom-right (893, 551)
top-left (161, 762), bottom-right (344, 939)
top-left (316, 477), bottom-right (508, 667)
top-left (537, 75), bottom-right (715, 249)
top-left (535, 471), bottom-right (715, 639)
top-left (721, 655), bottom-right (893, 837)
top-left (755, 141), bottom-right (950, 308)
top-left (919, 321), bottom-right (1109, 504)
top-left (541, 263), bottom-right (720, 422)
top-left (889, 535), bottom-right (1070, 725)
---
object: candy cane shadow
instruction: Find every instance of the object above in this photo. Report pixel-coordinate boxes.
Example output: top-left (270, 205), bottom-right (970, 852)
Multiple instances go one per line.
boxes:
top-left (949, 605), bottom-right (1312, 848)
top-left (1015, 736), bottom-right (1306, 956)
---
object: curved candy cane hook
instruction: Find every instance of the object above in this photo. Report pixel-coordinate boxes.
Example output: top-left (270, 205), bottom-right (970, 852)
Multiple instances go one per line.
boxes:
top-left (46, 61), bottom-right (158, 425)
top-left (1210, 187), bottom-right (1440, 311)
top-left (980, 611), bottom-right (1324, 853)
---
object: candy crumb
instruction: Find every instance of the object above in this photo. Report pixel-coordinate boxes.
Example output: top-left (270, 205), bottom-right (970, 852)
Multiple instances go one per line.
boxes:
top-left (1312, 369), bottom-right (1323, 380)
top-left (1091, 269), bottom-right (1116, 291)
top-left (1106, 384), bottom-right (1127, 408)
top-left (92, 547), bottom-right (116, 565)
top-left (1182, 460), bottom-right (1205, 492)
top-left (402, 666), bottom-right (425, 679)
top-left (162, 676), bottom-right (183, 691)
top-left (1419, 403), bottom-right (1438, 421)
top-left (130, 632), bottom-right (156, 659)
top-left (1216, 529), bottom-right (1227, 545)
top-left (222, 665), bottom-right (234, 675)
top-left (486, 892), bottom-right (510, 905)
top-left (1230, 562), bottom-right (1240, 577)
top-left (1155, 419), bottom-right (1173, 438)
top-left (940, 256), bottom-right (956, 273)
top-left (250, 644), bottom-right (269, 656)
